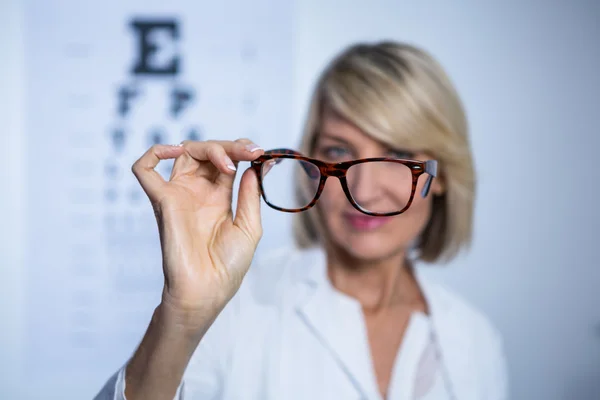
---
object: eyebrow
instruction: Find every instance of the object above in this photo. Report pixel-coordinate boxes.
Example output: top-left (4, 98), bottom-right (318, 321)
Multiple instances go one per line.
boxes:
top-left (318, 133), bottom-right (418, 156)
top-left (317, 133), bottom-right (352, 145)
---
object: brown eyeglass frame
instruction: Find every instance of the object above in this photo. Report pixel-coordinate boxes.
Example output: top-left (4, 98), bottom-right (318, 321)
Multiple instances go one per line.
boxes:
top-left (250, 148), bottom-right (438, 216)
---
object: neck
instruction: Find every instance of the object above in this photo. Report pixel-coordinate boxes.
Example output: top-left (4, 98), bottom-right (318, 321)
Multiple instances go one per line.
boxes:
top-left (325, 243), bottom-right (425, 314)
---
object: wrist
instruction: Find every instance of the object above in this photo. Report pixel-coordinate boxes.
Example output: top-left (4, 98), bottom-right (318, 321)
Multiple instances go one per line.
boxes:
top-left (158, 292), bottom-right (222, 339)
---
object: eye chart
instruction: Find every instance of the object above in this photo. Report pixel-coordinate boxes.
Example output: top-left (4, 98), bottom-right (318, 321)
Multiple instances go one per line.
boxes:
top-left (22, 1), bottom-right (293, 397)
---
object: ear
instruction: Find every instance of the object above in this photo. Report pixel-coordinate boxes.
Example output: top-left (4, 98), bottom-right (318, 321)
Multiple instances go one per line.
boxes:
top-left (430, 173), bottom-right (446, 196)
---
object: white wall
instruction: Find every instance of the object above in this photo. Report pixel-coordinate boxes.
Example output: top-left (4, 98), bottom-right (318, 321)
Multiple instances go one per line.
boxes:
top-left (2, 0), bottom-right (600, 399)
top-left (0, 0), bottom-right (24, 396)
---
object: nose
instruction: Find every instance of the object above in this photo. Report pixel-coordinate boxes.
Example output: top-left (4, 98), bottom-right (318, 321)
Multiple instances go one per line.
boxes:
top-left (345, 163), bottom-right (382, 205)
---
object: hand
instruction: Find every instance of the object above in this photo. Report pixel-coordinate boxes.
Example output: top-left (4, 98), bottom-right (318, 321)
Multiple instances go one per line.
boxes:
top-left (131, 139), bottom-right (265, 326)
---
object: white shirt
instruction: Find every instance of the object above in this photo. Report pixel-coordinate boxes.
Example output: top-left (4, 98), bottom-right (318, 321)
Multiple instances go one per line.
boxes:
top-left (95, 246), bottom-right (508, 400)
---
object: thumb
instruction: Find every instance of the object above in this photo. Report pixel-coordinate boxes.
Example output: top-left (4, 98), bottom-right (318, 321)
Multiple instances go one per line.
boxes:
top-left (233, 167), bottom-right (263, 243)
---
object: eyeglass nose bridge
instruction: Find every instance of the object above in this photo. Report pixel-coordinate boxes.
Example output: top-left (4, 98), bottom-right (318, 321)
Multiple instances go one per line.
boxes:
top-left (320, 164), bottom-right (347, 178)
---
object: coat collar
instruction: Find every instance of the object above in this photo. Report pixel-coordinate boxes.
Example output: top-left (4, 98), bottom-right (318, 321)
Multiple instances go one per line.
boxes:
top-left (289, 245), bottom-right (475, 400)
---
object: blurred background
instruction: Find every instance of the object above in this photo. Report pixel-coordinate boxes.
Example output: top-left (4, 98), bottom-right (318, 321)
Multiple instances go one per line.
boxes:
top-left (1, 0), bottom-right (599, 399)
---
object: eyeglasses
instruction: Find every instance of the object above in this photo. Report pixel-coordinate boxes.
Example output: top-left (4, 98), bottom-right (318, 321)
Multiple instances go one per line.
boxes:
top-left (251, 148), bottom-right (438, 216)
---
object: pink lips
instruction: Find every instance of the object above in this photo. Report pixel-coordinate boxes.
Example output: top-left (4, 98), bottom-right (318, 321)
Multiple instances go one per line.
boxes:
top-left (344, 213), bottom-right (391, 231)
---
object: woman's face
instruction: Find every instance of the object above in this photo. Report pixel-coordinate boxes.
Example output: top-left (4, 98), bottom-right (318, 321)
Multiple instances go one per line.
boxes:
top-left (312, 111), bottom-right (444, 262)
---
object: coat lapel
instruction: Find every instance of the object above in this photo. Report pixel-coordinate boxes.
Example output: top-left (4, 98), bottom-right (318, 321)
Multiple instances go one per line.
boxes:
top-left (418, 274), bottom-right (478, 400)
top-left (292, 247), bottom-right (381, 400)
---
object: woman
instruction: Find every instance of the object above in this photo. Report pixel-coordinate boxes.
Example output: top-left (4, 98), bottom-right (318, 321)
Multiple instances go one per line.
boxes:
top-left (96, 41), bottom-right (508, 400)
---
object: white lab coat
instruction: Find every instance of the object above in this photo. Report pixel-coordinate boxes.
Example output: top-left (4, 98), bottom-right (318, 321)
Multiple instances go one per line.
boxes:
top-left (95, 245), bottom-right (508, 400)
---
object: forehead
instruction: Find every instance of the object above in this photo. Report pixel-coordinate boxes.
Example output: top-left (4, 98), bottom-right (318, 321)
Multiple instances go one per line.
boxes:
top-left (317, 108), bottom-right (415, 151)
top-left (319, 111), bottom-right (361, 137)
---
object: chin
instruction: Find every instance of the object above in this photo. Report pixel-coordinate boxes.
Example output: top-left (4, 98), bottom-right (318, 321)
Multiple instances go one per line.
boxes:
top-left (328, 229), bottom-right (404, 263)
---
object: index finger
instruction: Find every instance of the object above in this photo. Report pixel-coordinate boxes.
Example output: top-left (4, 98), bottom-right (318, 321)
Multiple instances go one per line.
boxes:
top-left (181, 140), bottom-right (264, 163)
top-left (131, 144), bottom-right (185, 203)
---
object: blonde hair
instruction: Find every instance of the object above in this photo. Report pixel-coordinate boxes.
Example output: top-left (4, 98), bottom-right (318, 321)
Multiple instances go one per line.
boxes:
top-left (292, 41), bottom-right (476, 264)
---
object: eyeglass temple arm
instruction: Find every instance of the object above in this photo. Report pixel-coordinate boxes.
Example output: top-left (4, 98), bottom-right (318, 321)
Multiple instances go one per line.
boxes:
top-left (263, 148), bottom-right (304, 156)
top-left (421, 160), bottom-right (438, 198)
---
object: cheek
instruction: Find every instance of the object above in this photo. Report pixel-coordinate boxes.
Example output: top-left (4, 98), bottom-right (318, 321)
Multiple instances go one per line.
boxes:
top-left (389, 177), bottom-right (436, 239)
top-left (380, 177), bottom-right (437, 249)
top-left (393, 194), bottom-right (433, 235)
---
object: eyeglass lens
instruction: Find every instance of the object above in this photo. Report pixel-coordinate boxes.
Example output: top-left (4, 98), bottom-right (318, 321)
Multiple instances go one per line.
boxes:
top-left (261, 158), bottom-right (414, 213)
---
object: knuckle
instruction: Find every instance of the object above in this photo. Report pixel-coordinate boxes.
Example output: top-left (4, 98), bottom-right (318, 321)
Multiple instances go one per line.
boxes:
top-left (207, 143), bottom-right (224, 156)
top-left (131, 159), bottom-right (142, 175)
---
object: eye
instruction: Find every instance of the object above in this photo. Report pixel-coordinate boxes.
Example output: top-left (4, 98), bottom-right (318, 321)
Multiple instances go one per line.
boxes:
top-left (387, 148), bottom-right (414, 159)
top-left (318, 145), bottom-right (350, 160)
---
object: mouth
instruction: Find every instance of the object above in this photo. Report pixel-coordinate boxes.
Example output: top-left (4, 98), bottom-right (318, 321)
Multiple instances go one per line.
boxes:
top-left (343, 212), bottom-right (392, 231)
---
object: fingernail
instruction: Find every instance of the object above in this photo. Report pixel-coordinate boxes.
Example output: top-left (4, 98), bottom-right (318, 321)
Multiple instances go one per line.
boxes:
top-left (225, 157), bottom-right (237, 171)
top-left (245, 144), bottom-right (263, 152)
